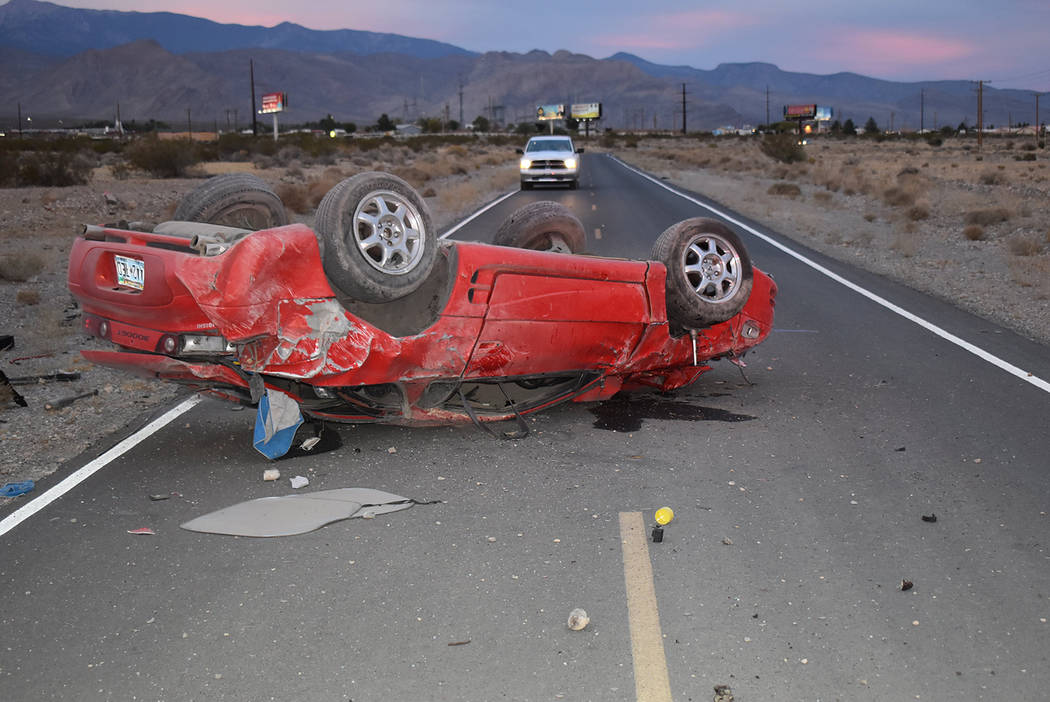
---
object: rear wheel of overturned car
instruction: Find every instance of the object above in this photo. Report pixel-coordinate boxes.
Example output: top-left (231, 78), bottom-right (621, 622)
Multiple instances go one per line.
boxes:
top-left (316, 171), bottom-right (437, 303)
top-left (652, 218), bottom-right (753, 328)
top-left (173, 173), bottom-right (289, 230)
top-left (493, 200), bottom-right (586, 254)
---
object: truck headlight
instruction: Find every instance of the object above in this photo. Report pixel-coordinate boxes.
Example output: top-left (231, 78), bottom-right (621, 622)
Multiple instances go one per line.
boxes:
top-left (520, 158), bottom-right (532, 170)
top-left (564, 157), bottom-right (577, 170)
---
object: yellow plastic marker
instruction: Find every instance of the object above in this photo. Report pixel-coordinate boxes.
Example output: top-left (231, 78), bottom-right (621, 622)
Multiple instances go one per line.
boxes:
top-left (654, 507), bottom-right (674, 526)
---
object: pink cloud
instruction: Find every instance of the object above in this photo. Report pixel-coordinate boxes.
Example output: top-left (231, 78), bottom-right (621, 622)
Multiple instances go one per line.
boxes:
top-left (593, 9), bottom-right (759, 51)
top-left (813, 29), bottom-right (975, 72)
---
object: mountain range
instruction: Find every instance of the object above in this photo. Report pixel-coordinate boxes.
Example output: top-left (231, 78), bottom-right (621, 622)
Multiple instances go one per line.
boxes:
top-left (0, 0), bottom-right (1040, 132)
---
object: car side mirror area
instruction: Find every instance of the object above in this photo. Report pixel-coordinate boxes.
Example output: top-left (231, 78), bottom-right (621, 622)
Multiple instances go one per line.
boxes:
top-left (576, 148), bottom-right (585, 153)
top-left (516, 148), bottom-right (524, 154)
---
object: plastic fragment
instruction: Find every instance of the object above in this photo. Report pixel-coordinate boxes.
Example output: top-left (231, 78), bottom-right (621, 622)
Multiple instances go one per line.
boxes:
top-left (922, 513), bottom-right (937, 523)
top-left (567, 608), bottom-right (590, 631)
top-left (149, 494), bottom-right (171, 501)
top-left (900, 579), bottom-right (914, 591)
top-left (263, 468), bottom-right (280, 482)
top-left (0, 480), bottom-right (34, 497)
top-left (290, 475), bottom-right (309, 489)
top-left (714, 684), bottom-right (734, 702)
top-left (127, 527), bottom-right (155, 535)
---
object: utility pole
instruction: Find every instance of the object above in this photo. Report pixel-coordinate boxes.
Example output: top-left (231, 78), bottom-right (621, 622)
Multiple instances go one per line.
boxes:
top-left (17, 101), bottom-right (22, 138)
top-left (187, 107), bottom-right (192, 140)
top-left (458, 76), bottom-right (464, 126)
top-left (680, 82), bottom-right (688, 135)
top-left (250, 59), bottom-right (258, 136)
top-left (920, 89), bottom-right (925, 134)
top-left (765, 85), bottom-right (770, 127)
top-left (977, 80), bottom-right (984, 151)
top-left (1037, 93), bottom-right (1042, 147)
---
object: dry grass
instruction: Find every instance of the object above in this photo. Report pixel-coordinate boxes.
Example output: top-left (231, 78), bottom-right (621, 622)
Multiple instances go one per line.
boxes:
top-left (979, 170), bottom-right (1008, 185)
top-left (306, 168), bottom-right (347, 207)
top-left (892, 228), bottom-right (919, 257)
top-left (907, 204), bottom-right (930, 221)
top-left (275, 183), bottom-right (311, 214)
top-left (767, 183), bottom-right (802, 198)
top-left (963, 224), bottom-right (986, 241)
top-left (0, 253), bottom-right (46, 281)
top-left (964, 208), bottom-right (1010, 226)
top-left (1008, 234), bottom-right (1045, 256)
top-left (1008, 256), bottom-right (1050, 294)
top-left (16, 289), bottom-right (41, 305)
top-left (883, 186), bottom-right (915, 206)
top-left (813, 191), bottom-right (833, 205)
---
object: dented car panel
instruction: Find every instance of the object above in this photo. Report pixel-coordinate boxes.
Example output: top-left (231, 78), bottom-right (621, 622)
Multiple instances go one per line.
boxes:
top-left (68, 221), bottom-right (776, 431)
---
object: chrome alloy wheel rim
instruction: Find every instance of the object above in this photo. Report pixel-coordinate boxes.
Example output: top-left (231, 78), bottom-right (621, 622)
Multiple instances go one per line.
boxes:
top-left (352, 190), bottom-right (426, 275)
top-left (681, 233), bottom-right (743, 302)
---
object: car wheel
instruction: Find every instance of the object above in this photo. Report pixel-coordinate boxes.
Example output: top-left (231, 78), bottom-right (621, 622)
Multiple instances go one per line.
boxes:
top-left (521, 181), bottom-right (533, 191)
top-left (651, 218), bottom-right (753, 328)
top-left (316, 171), bottom-right (437, 303)
top-left (569, 179), bottom-right (579, 190)
top-left (493, 201), bottom-right (586, 253)
top-left (173, 173), bottom-right (289, 230)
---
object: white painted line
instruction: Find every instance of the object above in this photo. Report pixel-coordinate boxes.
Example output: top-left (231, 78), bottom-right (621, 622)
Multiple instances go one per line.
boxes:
top-left (440, 189), bottom-right (517, 239)
top-left (0, 396), bottom-right (203, 537)
top-left (611, 156), bottom-right (1050, 395)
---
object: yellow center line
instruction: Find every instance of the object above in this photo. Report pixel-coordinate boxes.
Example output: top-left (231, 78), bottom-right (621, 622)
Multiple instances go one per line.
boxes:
top-left (620, 511), bottom-right (673, 702)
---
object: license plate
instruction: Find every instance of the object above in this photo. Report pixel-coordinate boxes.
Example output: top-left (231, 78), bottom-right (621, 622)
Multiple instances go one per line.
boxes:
top-left (114, 255), bottom-right (145, 290)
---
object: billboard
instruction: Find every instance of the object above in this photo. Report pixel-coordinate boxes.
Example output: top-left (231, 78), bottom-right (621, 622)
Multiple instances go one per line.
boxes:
top-left (784, 104), bottom-right (816, 120)
top-left (814, 105), bottom-right (833, 121)
top-left (536, 104), bottom-right (565, 121)
top-left (261, 92), bottom-right (288, 114)
top-left (571, 102), bottom-right (602, 120)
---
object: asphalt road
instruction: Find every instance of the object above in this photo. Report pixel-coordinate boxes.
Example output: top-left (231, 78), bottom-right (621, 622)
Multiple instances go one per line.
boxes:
top-left (3, 153), bottom-right (1049, 702)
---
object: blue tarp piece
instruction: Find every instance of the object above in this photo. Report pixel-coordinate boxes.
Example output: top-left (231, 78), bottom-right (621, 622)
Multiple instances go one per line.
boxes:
top-left (252, 391), bottom-right (303, 459)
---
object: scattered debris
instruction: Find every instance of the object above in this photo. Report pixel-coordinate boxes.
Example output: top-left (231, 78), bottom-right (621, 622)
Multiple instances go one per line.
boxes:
top-left (8, 371), bottom-right (81, 385)
top-left (567, 608), bottom-right (590, 631)
top-left (45, 389), bottom-right (98, 411)
top-left (127, 527), bottom-right (156, 535)
top-left (722, 537), bottom-right (734, 546)
top-left (447, 640), bottom-right (471, 647)
top-left (387, 446), bottom-right (397, 454)
top-left (149, 494), bottom-right (171, 501)
top-left (900, 579), bottom-right (914, 591)
top-left (1, 480), bottom-right (35, 497)
top-left (8, 352), bottom-right (53, 364)
top-left (263, 468), bottom-right (281, 482)
top-left (0, 335), bottom-right (13, 352)
top-left (300, 436), bottom-right (321, 451)
top-left (895, 446), bottom-right (906, 452)
top-left (655, 507), bottom-right (674, 525)
top-left (714, 683), bottom-right (734, 702)
top-left (922, 514), bottom-right (938, 523)
top-left (180, 488), bottom-right (429, 537)
top-left (651, 526), bottom-right (664, 542)
top-left (290, 475), bottom-right (309, 489)
top-left (0, 371), bottom-right (28, 408)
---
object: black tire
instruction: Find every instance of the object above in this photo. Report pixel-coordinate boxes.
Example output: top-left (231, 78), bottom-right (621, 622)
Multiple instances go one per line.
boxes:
top-left (173, 173), bottom-right (288, 230)
top-left (493, 201), bottom-right (586, 254)
top-left (521, 181), bottom-right (533, 191)
top-left (316, 171), bottom-right (437, 303)
top-left (651, 218), bottom-right (753, 328)
top-left (569, 179), bottom-right (580, 190)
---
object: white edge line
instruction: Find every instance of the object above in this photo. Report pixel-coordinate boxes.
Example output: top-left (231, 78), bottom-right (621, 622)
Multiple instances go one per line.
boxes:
top-left (0, 395), bottom-right (203, 538)
top-left (610, 155), bottom-right (1050, 395)
top-left (440, 189), bottom-right (518, 239)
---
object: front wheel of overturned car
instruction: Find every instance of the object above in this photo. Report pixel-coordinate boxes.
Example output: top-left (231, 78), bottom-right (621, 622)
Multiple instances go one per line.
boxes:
top-left (173, 173), bottom-right (289, 230)
top-left (652, 218), bottom-right (753, 328)
top-left (316, 171), bottom-right (437, 303)
top-left (493, 200), bottom-right (586, 253)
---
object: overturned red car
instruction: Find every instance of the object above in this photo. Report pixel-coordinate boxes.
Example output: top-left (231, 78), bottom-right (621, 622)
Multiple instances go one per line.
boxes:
top-left (68, 172), bottom-right (776, 457)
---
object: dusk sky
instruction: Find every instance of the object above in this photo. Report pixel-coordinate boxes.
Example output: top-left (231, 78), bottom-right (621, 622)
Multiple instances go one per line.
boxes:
top-left (46, 1), bottom-right (1050, 91)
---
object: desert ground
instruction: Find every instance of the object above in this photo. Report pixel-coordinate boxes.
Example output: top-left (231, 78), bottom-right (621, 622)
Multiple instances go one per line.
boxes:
top-left (2, 133), bottom-right (1047, 489)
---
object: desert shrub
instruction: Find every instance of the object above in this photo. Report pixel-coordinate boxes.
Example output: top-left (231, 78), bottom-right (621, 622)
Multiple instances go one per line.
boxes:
top-left (908, 204), bottom-right (930, 221)
top-left (892, 229), bottom-right (919, 256)
top-left (391, 166), bottom-right (429, 188)
top-left (16, 289), bottom-right (41, 305)
top-left (813, 191), bottom-right (833, 205)
top-left (964, 208), bottom-right (1010, 226)
top-left (110, 160), bottom-right (133, 180)
top-left (0, 253), bottom-right (46, 281)
top-left (1021, 143), bottom-right (1037, 151)
top-left (1008, 235), bottom-right (1044, 256)
top-left (275, 183), bottom-right (310, 214)
top-left (883, 186), bottom-right (915, 207)
top-left (759, 133), bottom-right (805, 163)
top-left (863, 213), bottom-right (877, 222)
top-left (897, 166), bottom-right (919, 176)
top-left (306, 169), bottom-right (346, 207)
top-left (126, 137), bottom-right (200, 177)
top-left (15, 150), bottom-right (93, 186)
top-left (1015, 153), bottom-right (1037, 162)
top-left (767, 182), bottom-right (801, 197)
top-left (926, 135), bottom-right (943, 147)
top-left (980, 171), bottom-right (1007, 185)
top-left (963, 225), bottom-right (985, 240)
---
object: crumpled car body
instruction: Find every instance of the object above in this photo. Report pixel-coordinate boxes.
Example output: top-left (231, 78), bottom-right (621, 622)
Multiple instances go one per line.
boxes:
top-left (67, 222), bottom-right (776, 433)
